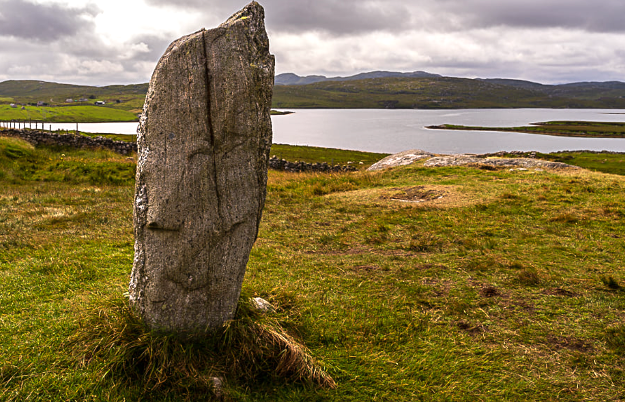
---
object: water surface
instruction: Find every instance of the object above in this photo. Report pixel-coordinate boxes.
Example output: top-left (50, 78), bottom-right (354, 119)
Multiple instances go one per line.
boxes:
top-left (271, 109), bottom-right (625, 154)
top-left (43, 109), bottom-right (625, 154)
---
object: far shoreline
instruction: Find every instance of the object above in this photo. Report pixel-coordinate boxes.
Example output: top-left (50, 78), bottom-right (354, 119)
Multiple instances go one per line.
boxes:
top-left (427, 121), bottom-right (625, 139)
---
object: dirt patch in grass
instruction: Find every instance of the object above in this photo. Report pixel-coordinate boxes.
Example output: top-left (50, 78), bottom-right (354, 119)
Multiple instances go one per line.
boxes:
top-left (457, 320), bottom-right (487, 335)
top-left (380, 186), bottom-right (446, 203)
top-left (544, 287), bottom-right (577, 297)
top-left (421, 277), bottom-right (454, 297)
top-left (546, 335), bottom-right (594, 352)
top-left (351, 265), bottom-right (381, 273)
top-left (321, 247), bottom-right (369, 256)
top-left (480, 285), bottom-right (501, 298)
top-left (328, 185), bottom-right (490, 209)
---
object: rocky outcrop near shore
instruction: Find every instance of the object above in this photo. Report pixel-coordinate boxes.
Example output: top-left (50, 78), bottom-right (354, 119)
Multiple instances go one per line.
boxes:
top-left (369, 149), bottom-right (583, 171)
top-left (367, 149), bottom-right (434, 171)
top-left (0, 128), bottom-right (137, 155)
top-left (423, 155), bottom-right (577, 169)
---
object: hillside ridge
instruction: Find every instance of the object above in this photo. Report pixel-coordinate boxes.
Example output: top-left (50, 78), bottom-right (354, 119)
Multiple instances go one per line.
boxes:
top-left (2, 71), bottom-right (625, 110)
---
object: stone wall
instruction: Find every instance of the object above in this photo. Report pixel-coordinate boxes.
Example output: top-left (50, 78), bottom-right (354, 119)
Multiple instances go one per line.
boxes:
top-left (1, 129), bottom-right (358, 171)
top-left (269, 156), bottom-right (357, 172)
top-left (483, 150), bottom-right (625, 157)
top-left (0, 128), bottom-right (137, 155)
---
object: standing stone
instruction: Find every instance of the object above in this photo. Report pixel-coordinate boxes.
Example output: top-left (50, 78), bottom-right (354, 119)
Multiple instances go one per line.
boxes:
top-left (129, 2), bottom-right (275, 335)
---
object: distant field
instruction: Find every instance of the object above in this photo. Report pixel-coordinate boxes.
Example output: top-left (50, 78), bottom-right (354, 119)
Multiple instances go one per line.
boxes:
top-left (94, 94), bottom-right (146, 114)
top-left (0, 105), bottom-right (139, 123)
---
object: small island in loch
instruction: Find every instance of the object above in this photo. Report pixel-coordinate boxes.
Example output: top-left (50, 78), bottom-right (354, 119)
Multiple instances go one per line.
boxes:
top-left (427, 121), bottom-right (625, 138)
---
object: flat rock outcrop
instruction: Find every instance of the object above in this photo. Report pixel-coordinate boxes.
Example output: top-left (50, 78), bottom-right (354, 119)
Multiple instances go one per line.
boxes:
top-left (367, 149), bottom-right (434, 171)
top-left (129, 2), bottom-right (275, 334)
top-left (423, 155), bottom-right (577, 169)
top-left (368, 149), bottom-right (578, 171)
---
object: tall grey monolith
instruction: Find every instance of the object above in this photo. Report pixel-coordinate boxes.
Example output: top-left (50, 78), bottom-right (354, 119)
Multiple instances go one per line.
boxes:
top-left (129, 2), bottom-right (274, 335)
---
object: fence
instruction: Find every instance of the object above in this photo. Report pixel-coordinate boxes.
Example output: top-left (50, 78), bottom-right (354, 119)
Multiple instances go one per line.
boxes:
top-left (0, 120), bottom-right (79, 134)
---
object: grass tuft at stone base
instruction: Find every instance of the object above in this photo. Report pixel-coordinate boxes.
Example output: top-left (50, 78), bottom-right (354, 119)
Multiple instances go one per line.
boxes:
top-left (66, 293), bottom-right (335, 400)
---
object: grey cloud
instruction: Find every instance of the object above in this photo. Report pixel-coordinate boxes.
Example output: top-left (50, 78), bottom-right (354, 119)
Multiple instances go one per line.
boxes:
top-left (0, 0), bottom-right (100, 42)
top-left (143, 0), bottom-right (625, 35)
top-left (59, 32), bottom-right (172, 62)
top-left (0, 28), bottom-right (170, 85)
top-left (145, 0), bottom-right (208, 7)
top-left (3, 0), bottom-right (625, 86)
top-left (431, 0), bottom-right (625, 33)
top-left (130, 35), bottom-right (174, 61)
top-left (145, 0), bottom-right (413, 35)
top-left (265, 0), bottom-right (412, 35)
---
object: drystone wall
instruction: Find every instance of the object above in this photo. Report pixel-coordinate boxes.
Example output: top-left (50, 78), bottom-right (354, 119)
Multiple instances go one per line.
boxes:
top-left (0, 128), bottom-right (137, 155)
top-left (268, 156), bottom-right (357, 172)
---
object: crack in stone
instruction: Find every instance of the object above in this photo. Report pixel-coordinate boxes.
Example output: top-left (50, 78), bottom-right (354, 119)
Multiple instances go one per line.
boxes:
top-left (203, 30), bottom-right (224, 223)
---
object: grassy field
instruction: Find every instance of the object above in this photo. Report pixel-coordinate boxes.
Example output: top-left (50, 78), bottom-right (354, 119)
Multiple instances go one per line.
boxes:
top-left (430, 121), bottom-right (625, 139)
top-left (0, 80), bottom-right (148, 112)
top-left (1, 136), bottom-right (625, 400)
top-left (491, 151), bottom-right (625, 176)
top-left (0, 105), bottom-right (139, 123)
top-left (270, 143), bottom-right (388, 167)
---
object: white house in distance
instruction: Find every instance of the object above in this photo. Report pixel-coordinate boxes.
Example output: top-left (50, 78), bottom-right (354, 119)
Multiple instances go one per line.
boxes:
top-left (65, 99), bottom-right (74, 103)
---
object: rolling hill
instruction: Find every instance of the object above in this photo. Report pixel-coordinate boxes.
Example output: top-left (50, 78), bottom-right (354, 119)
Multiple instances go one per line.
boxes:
top-left (2, 72), bottom-right (625, 113)
top-left (272, 75), bottom-right (625, 109)
top-left (274, 71), bottom-right (442, 86)
top-left (0, 80), bottom-right (148, 102)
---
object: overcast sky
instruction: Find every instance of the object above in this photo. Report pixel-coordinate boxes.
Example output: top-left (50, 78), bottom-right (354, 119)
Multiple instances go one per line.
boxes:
top-left (1, 0), bottom-right (624, 86)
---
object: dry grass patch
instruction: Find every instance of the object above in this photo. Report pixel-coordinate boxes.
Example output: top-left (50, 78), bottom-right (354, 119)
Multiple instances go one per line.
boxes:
top-left (327, 184), bottom-right (493, 209)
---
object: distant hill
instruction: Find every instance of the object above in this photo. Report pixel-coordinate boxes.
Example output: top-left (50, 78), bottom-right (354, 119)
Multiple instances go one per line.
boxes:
top-left (477, 78), bottom-right (548, 91)
top-left (480, 79), bottom-right (625, 100)
top-left (0, 80), bottom-right (148, 108)
top-left (275, 71), bottom-right (441, 86)
top-left (275, 73), bottom-right (329, 86)
top-left (2, 72), bottom-right (625, 111)
top-left (273, 74), bottom-right (625, 109)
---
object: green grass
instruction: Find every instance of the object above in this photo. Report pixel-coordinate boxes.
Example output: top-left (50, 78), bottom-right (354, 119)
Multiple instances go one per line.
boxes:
top-left (492, 151), bottom-right (625, 176)
top-left (431, 121), bottom-right (625, 138)
top-left (270, 144), bottom-right (388, 168)
top-left (270, 110), bottom-right (294, 115)
top-left (0, 105), bottom-right (139, 123)
top-left (76, 131), bottom-right (138, 142)
top-left (553, 151), bottom-right (625, 175)
top-left (2, 136), bottom-right (625, 400)
top-left (0, 136), bottom-right (136, 185)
